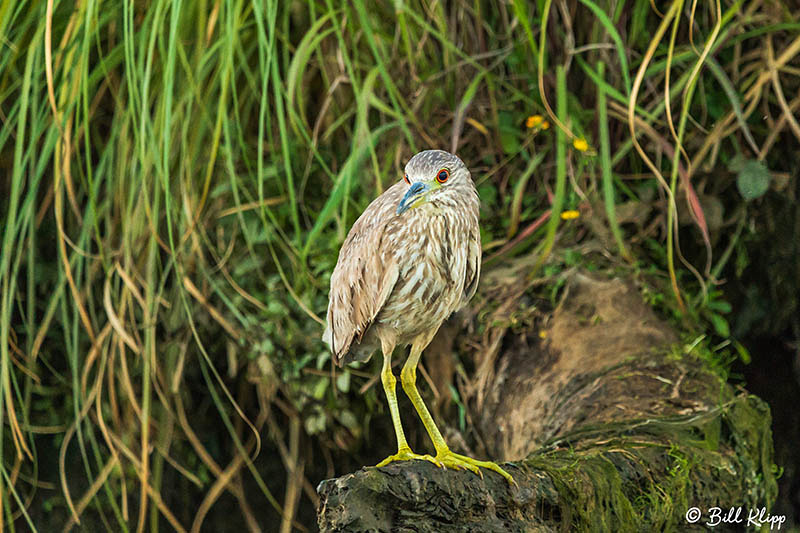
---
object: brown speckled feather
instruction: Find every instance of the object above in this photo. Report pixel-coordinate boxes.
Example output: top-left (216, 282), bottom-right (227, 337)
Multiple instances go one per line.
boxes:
top-left (323, 182), bottom-right (405, 364)
top-left (323, 150), bottom-right (481, 366)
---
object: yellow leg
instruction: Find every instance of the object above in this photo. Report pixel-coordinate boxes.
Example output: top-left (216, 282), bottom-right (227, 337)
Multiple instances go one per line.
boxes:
top-left (381, 349), bottom-right (408, 451)
top-left (401, 343), bottom-right (516, 485)
top-left (375, 349), bottom-right (439, 468)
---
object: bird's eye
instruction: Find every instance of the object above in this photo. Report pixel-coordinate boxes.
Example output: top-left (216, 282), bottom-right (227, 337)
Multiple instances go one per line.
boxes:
top-left (403, 173), bottom-right (410, 185)
top-left (436, 168), bottom-right (450, 183)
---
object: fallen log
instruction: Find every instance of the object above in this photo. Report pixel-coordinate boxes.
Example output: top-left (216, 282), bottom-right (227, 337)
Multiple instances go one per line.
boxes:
top-left (317, 273), bottom-right (778, 532)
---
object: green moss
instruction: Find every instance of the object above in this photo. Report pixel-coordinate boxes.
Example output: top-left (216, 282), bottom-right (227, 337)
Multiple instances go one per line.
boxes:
top-left (523, 388), bottom-right (777, 531)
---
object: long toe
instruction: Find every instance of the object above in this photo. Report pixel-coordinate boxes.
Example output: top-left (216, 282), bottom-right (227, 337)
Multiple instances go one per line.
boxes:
top-left (435, 450), bottom-right (516, 486)
top-left (375, 447), bottom-right (442, 468)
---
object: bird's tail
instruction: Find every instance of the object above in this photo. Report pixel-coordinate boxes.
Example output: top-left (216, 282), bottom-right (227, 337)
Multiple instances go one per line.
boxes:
top-left (322, 320), bottom-right (347, 367)
top-left (322, 320), bottom-right (371, 367)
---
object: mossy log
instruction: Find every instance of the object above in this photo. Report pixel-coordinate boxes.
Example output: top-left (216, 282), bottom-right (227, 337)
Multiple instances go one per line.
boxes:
top-left (317, 274), bottom-right (778, 532)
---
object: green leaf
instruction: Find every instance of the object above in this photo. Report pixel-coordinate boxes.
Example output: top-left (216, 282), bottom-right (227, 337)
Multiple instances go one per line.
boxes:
top-left (709, 313), bottom-right (730, 338)
top-left (338, 410), bottom-right (360, 432)
top-left (707, 299), bottom-right (732, 314)
top-left (336, 370), bottom-right (350, 393)
top-left (733, 340), bottom-right (752, 365)
top-left (736, 159), bottom-right (771, 201)
top-left (498, 112), bottom-right (521, 154)
top-left (312, 377), bottom-right (328, 400)
top-left (304, 410), bottom-right (327, 435)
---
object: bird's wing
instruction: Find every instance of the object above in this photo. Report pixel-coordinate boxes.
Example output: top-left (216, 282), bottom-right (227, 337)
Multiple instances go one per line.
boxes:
top-left (462, 225), bottom-right (481, 305)
top-left (324, 183), bottom-right (404, 365)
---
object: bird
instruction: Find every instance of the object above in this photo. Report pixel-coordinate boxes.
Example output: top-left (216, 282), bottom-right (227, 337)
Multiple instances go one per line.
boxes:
top-left (323, 149), bottom-right (514, 484)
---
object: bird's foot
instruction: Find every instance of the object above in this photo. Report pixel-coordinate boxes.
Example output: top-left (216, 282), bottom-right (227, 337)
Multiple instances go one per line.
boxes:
top-left (434, 449), bottom-right (517, 486)
top-left (375, 446), bottom-right (441, 468)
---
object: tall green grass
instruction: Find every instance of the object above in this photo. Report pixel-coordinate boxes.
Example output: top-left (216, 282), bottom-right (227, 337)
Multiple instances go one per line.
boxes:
top-left (1, 0), bottom-right (798, 530)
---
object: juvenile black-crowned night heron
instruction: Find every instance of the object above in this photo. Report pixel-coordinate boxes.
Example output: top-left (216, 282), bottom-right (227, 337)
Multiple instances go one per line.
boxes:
top-left (323, 150), bottom-right (514, 484)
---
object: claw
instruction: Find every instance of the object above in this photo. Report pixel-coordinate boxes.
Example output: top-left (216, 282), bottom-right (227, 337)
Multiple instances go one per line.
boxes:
top-left (434, 450), bottom-right (516, 486)
top-left (376, 447), bottom-right (443, 468)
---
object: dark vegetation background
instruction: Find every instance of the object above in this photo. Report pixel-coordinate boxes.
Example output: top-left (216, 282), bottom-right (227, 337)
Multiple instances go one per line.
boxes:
top-left (0, 0), bottom-right (798, 531)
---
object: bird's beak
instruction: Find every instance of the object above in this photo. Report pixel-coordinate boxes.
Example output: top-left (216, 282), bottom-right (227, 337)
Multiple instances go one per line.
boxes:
top-left (397, 181), bottom-right (434, 215)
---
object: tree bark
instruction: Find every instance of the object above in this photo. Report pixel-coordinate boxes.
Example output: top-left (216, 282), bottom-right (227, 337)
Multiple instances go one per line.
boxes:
top-left (317, 273), bottom-right (778, 532)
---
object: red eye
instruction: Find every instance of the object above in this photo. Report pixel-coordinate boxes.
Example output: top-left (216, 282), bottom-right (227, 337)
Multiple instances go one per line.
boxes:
top-left (436, 168), bottom-right (449, 183)
top-left (403, 173), bottom-right (410, 185)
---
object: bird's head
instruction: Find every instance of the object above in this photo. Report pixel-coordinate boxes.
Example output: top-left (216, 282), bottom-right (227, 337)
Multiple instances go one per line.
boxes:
top-left (396, 150), bottom-right (473, 215)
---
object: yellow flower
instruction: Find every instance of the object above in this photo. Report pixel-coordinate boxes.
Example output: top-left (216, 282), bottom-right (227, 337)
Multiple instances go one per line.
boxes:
top-left (560, 210), bottom-right (580, 220)
top-left (538, 330), bottom-right (548, 339)
top-left (540, 120), bottom-right (550, 130)
top-left (526, 115), bottom-right (544, 129)
top-left (573, 137), bottom-right (590, 152)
